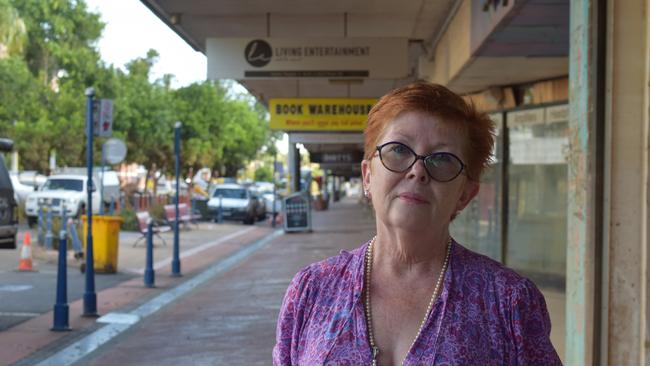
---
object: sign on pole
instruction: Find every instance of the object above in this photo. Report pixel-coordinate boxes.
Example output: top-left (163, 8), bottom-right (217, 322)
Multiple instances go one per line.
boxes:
top-left (103, 138), bottom-right (127, 165)
top-left (93, 99), bottom-right (113, 137)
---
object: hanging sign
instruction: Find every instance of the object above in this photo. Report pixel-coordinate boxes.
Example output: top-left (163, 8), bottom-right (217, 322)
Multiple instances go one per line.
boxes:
top-left (207, 38), bottom-right (409, 79)
top-left (270, 98), bottom-right (376, 131)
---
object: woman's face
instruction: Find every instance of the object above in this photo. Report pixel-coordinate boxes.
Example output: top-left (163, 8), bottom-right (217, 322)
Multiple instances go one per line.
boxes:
top-left (361, 111), bottom-right (479, 232)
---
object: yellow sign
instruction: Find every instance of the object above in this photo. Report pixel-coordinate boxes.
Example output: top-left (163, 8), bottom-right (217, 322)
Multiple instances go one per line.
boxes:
top-left (269, 98), bottom-right (377, 131)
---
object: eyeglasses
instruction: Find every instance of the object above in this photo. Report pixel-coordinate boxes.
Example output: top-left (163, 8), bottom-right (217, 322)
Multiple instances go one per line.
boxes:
top-left (375, 141), bottom-right (465, 182)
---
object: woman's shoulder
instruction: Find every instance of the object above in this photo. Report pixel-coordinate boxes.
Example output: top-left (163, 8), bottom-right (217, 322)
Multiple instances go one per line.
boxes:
top-left (452, 242), bottom-right (543, 298)
top-left (286, 243), bottom-right (367, 297)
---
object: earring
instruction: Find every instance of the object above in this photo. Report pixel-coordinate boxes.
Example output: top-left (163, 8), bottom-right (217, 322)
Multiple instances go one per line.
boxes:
top-left (364, 189), bottom-right (369, 198)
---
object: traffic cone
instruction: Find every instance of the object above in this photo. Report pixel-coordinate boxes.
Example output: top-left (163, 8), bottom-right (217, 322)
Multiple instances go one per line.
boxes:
top-left (17, 232), bottom-right (35, 272)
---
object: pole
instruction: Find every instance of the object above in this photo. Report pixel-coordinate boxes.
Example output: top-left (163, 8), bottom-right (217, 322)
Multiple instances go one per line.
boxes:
top-left (99, 147), bottom-right (105, 215)
top-left (144, 220), bottom-right (155, 288)
top-left (272, 151), bottom-right (277, 228)
top-left (171, 121), bottom-right (181, 277)
top-left (45, 202), bottom-right (53, 249)
top-left (83, 87), bottom-right (98, 317)
top-left (51, 230), bottom-right (70, 331)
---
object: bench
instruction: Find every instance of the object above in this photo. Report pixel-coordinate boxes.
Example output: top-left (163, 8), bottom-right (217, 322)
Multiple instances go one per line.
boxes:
top-left (164, 203), bottom-right (201, 230)
top-left (133, 211), bottom-right (171, 247)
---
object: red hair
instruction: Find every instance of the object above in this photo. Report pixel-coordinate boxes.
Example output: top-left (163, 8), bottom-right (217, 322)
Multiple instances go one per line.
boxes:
top-left (364, 82), bottom-right (495, 181)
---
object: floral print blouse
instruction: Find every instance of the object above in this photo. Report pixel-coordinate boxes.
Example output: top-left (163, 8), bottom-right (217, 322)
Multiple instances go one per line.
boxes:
top-left (273, 240), bottom-right (562, 365)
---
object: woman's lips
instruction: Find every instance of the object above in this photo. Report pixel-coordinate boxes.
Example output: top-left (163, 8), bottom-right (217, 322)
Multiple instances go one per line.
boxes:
top-left (397, 192), bottom-right (429, 204)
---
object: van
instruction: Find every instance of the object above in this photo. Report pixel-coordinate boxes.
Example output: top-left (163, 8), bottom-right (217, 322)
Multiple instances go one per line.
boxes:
top-left (0, 139), bottom-right (18, 249)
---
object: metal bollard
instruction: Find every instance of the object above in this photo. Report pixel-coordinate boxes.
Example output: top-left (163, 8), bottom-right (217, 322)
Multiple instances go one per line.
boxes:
top-left (144, 220), bottom-right (155, 288)
top-left (51, 230), bottom-right (70, 331)
top-left (67, 218), bottom-right (83, 255)
top-left (37, 204), bottom-right (45, 245)
top-left (45, 202), bottom-right (53, 249)
top-left (109, 196), bottom-right (115, 215)
top-left (217, 194), bottom-right (223, 223)
top-left (61, 203), bottom-right (67, 234)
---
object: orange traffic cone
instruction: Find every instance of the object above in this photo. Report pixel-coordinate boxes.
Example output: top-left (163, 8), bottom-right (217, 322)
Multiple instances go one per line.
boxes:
top-left (17, 232), bottom-right (35, 272)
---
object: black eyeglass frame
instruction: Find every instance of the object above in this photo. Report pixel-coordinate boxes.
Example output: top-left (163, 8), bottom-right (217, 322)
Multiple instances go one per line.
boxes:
top-left (374, 141), bottom-right (466, 182)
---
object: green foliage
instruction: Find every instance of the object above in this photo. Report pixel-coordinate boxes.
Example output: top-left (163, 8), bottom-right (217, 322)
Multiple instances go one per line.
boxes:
top-left (0, 0), bottom-right (27, 56)
top-left (0, 0), bottom-right (269, 178)
top-left (254, 165), bottom-right (273, 182)
top-left (119, 207), bottom-right (138, 231)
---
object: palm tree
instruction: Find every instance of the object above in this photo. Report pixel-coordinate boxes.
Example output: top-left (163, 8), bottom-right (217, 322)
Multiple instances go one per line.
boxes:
top-left (0, 0), bottom-right (27, 59)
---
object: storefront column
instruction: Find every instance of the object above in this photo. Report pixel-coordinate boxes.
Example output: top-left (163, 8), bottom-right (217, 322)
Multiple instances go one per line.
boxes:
top-left (604, 0), bottom-right (649, 364)
top-left (566, 0), bottom-right (601, 364)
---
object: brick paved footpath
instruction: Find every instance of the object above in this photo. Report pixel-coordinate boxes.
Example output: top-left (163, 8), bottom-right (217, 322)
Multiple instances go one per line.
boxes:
top-left (9, 196), bottom-right (376, 366)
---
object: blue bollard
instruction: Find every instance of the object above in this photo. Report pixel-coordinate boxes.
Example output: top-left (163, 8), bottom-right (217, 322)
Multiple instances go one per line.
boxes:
top-left (61, 203), bottom-right (67, 234)
top-left (67, 219), bottom-right (83, 254)
top-left (51, 230), bottom-right (70, 331)
top-left (45, 202), bottom-right (53, 249)
top-left (144, 220), bottom-right (155, 288)
top-left (38, 204), bottom-right (45, 245)
top-left (109, 196), bottom-right (115, 215)
top-left (217, 195), bottom-right (223, 223)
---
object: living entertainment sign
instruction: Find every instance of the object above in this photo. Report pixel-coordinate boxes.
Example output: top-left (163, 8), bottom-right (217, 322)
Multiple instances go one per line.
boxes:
top-left (269, 98), bottom-right (377, 131)
top-left (207, 38), bottom-right (408, 79)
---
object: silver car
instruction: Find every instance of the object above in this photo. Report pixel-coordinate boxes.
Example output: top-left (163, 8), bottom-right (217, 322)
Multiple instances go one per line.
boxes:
top-left (207, 184), bottom-right (265, 225)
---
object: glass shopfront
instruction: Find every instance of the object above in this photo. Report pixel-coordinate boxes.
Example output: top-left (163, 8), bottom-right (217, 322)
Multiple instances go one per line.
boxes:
top-left (451, 113), bottom-right (503, 261)
top-left (451, 104), bottom-right (568, 289)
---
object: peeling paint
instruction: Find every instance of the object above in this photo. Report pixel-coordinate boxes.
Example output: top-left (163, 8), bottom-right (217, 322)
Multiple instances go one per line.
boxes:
top-left (566, 0), bottom-right (594, 364)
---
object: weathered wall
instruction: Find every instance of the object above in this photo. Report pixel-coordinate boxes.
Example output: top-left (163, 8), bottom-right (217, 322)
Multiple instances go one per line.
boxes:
top-left (606, 0), bottom-right (649, 364)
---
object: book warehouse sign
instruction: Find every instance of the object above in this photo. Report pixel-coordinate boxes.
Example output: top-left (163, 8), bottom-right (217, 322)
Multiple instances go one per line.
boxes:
top-left (270, 98), bottom-right (377, 131)
top-left (207, 38), bottom-right (408, 79)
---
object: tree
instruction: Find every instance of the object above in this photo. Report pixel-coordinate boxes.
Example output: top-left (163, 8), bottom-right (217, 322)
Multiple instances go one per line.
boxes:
top-left (0, 0), bottom-right (27, 58)
top-left (10, 0), bottom-right (104, 86)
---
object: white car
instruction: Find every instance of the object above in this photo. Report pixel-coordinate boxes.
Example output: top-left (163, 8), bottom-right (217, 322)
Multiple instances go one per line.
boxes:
top-left (207, 184), bottom-right (265, 224)
top-left (24, 174), bottom-right (101, 227)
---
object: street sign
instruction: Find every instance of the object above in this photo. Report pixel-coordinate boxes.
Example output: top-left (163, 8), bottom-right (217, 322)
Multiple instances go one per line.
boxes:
top-left (103, 138), bottom-right (127, 165)
top-left (283, 192), bottom-right (312, 233)
top-left (93, 99), bottom-right (113, 137)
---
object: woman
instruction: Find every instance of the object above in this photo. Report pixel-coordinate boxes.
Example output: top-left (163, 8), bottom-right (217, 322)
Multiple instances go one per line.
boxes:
top-left (273, 83), bottom-right (562, 365)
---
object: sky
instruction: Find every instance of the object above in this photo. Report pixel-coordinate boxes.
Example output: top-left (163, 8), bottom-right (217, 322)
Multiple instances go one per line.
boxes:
top-left (84, 0), bottom-right (289, 154)
top-left (85, 0), bottom-right (206, 88)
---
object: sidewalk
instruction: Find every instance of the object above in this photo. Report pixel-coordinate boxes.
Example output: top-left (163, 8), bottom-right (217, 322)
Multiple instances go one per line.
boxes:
top-left (2, 196), bottom-right (564, 365)
top-left (0, 217), bottom-right (275, 366)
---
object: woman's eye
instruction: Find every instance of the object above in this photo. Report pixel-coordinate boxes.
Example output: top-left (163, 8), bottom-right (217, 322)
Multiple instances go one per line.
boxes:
top-left (390, 144), bottom-right (408, 154)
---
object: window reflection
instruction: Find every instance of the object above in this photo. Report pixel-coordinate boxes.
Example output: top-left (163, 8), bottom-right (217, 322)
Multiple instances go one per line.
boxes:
top-left (451, 113), bottom-right (502, 261)
top-left (506, 105), bottom-right (568, 288)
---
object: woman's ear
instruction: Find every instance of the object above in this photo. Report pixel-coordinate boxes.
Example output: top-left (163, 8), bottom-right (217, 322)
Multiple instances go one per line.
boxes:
top-left (361, 159), bottom-right (371, 196)
top-left (456, 180), bottom-right (479, 212)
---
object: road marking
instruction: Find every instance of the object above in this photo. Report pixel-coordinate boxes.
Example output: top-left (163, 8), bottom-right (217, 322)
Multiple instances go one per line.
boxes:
top-left (0, 285), bottom-right (33, 292)
top-left (0, 311), bottom-right (40, 317)
top-left (97, 312), bottom-right (140, 325)
top-left (128, 226), bottom-right (257, 274)
top-left (34, 229), bottom-right (283, 366)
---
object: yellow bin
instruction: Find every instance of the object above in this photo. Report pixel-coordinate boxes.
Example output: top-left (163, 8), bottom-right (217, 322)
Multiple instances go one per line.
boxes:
top-left (81, 215), bottom-right (123, 273)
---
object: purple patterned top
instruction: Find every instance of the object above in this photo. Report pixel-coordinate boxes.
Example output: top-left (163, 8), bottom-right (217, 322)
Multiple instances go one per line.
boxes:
top-left (273, 240), bottom-right (562, 365)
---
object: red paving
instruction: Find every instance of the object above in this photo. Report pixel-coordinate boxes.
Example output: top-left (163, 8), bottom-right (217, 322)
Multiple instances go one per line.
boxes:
top-left (0, 225), bottom-right (276, 366)
top-left (1, 197), bottom-right (374, 365)
top-left (81, 197), bottom-right (375, 365)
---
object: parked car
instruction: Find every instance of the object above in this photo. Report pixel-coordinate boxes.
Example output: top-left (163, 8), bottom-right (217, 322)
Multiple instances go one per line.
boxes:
top-left (207, 184), bottom-right (265, 225)
top-left (253, 182), bottom-right (282, 215)
top-left (24, 174), bottom-right (101, 227)
top-left (0, 138), bottom-right (17, 249)
top-left (55, 167), bottom-right (120, 206)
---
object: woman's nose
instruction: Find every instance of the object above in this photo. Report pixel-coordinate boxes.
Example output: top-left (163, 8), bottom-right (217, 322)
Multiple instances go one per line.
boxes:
top-left (406, 158), bottom-right (430, 183)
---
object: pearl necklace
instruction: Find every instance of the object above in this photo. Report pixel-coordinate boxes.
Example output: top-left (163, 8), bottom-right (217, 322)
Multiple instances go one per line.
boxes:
top-left (364, 236), bottom-right (452, 366)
